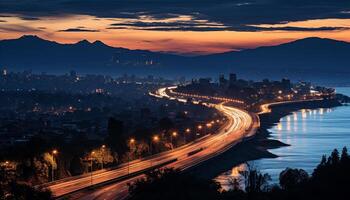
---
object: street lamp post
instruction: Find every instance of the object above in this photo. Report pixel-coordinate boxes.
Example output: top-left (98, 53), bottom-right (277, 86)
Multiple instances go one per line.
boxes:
top-left (185, 128), bottom-right (191, 143)
top-left (150, 135), bottom-right (159, 167)
top-left (51, 149), bottom-right (58, 182)
top-left (197, 125), bottom-right (202, 138)
top-left (171, 131), bottom-right (177, 149)
top-left (128, 138), bottom-right (135, 175)
top-left (101, 145), bottom-right (106, 170)
top-left (90, 151), bottom-right (95, 186)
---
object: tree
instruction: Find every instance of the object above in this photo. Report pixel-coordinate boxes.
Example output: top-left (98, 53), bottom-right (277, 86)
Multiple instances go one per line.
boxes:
top-left (69, 155), bottom-right (84, 175)
top-left (279, 168), bottom-right (309, 190)
top-left (340, 147), bottom-right (349, 163)
top-left (5, 182), bottom-right (53, 200)
top-left (105, 117), bottom-right (127, 159)
top-left (329, 149), bottom-right (339, 165)
top-left (240, 164), bottom-right (271, 193)
top-left (128, 168), bottom-right (220, 200)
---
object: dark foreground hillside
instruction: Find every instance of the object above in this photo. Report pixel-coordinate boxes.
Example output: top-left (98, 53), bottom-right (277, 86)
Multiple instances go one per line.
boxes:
top-left (128, 147), bottom-right (350, 200)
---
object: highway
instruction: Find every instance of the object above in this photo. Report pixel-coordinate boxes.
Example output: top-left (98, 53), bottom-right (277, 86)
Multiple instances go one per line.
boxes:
top-left (258, 98), bottom-right (324, 114)
top-left (50, 86), bottom-right (259, 200)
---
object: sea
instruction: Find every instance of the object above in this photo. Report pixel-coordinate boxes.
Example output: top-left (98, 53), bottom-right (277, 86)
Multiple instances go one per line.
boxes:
top-left (216, 87), bottom-right (350, 188)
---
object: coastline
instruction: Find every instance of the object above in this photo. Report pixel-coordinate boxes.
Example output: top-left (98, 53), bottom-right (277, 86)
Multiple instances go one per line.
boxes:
top-left (188, 98), bottom-right (342, 180)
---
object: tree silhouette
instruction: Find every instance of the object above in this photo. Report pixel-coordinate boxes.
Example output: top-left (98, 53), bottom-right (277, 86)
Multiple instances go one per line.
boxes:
top-left (128, 168), bottom-right (220, 200)
top-left (340, 147), bottom-right (349, 163)
top-left (279, 168), bottom-right (309, 190)
top-left (105, 117), bottom-right (127, 159)
top-left (240, 164), bottom-right (271, 193)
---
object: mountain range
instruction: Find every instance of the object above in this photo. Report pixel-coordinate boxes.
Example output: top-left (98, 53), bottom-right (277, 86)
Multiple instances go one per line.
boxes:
top-left (1, 35), bottom-right (350, 84)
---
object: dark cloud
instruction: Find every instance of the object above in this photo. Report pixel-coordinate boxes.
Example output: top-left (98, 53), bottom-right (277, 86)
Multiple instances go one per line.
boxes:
top-left (0, 24), bottom-right (41, 33)
top-left (109, 20), bottom-right (226, 31)
top-left (232, 26), bottom-right (350, 32)
top-left (109, 20), bottom-right (349, 32)
top-left (58, 28), bottom-right (100, 32)
top-left (1, 0), bottom-right (350, 32)
top-left (19, 16), bottom-right (40, 20)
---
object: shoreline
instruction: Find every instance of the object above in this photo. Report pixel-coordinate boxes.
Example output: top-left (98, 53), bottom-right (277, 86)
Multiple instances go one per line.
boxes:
top-left (187, 98), bottom-right (342, 180)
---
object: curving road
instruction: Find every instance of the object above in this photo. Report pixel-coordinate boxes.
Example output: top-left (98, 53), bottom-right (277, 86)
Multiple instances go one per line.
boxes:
top-left (258, 98), bottom-right (324, 115)
top-left (50, 86), bottom-right (259, 200)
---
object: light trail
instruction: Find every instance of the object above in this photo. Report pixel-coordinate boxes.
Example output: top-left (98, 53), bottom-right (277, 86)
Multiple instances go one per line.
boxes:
top-left (49, 86), bottom-right (259, 200)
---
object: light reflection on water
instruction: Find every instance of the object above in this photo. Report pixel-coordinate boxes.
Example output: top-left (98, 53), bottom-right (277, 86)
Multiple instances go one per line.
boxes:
top-left (254, 105), bottom-right (350, 183)
top-left (214, 163), bottom-right (247, 191)
top-left (216, 87), bottom-right (350, 188)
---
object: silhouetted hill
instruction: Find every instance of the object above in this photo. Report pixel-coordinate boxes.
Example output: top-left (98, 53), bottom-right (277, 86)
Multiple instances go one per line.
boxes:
top-left (0, 35), bottom-right (184, 75)
top-left (199, 37), bottom-right (350, 84)
top-left (1, 35), bottom-right (350, 84)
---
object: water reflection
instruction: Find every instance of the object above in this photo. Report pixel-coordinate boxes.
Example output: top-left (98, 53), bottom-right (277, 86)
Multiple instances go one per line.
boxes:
top-left (214, 163), bottom-right (247, 191)
top-left (215, 104), bottom-right (348, 187)
top-left (275, 108), bottom-right (334, 134)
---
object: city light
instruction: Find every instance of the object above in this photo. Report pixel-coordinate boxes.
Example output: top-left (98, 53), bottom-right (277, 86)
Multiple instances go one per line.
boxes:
top-left (130, 138), bottom-right (135, 144)
top-left (52, 149), bottom-right (58, 155)
top-left (197, 125), bottom-right (203, 130)
top-left (172, 131), bottom-right (177, 137)
top-left (153, 135), bottom-right (159, 142)
top-left (185, 128), bottom-right (191, 133)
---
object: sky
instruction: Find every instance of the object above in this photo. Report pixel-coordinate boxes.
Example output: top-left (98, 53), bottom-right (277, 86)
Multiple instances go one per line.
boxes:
top-left (1, 0), bottom-right (350, 55)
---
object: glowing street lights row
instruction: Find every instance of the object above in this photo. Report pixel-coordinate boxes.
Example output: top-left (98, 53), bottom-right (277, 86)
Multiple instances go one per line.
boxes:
top-left (44, 118), bottom-right (221, 183)
top-left (169, 90), bottom-right (245, 104)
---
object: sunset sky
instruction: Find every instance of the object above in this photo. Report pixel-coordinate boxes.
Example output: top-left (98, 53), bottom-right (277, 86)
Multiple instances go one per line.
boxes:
top-left (1, 0), bottom-right (350, 55)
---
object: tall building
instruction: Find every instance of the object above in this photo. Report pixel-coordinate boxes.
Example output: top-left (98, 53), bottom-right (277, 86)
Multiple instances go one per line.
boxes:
top-left (281, 78), bottom-right (291, 89)
top-left (229, 73), bottom-right (237, 85)
top-left (219, 74), bottom-right (227, 87)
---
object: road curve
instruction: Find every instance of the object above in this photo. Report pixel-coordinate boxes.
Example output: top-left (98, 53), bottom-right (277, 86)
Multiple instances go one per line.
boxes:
top-left (258, 98), bottom-right (324, 114)
top-left (51, 86), bottom-right (259, 200)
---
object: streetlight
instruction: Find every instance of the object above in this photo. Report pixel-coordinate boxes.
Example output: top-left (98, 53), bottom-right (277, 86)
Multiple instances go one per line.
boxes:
top-left (90, 151), bottom-right (95, 186)
top-left (130, 138), bottom-right (135, 144)
top-left (197, 125), bottom-right (202, 130)
top-left (128, 138), bottom-right (136, 174)
top-left (153, 135), bottom-right (159, 142)
top-left (150, 135), bottom-right (159, 167)
top-left (51, 149), bottom-right (58, 182)
top-left (171, 132), bottom-right (177, 149)
top-left (101, 145), bottom-right (106, 169)
top-left (184, 128), bottom-right (191, 143)
top-left (172, 131), bottom-right (177, 137)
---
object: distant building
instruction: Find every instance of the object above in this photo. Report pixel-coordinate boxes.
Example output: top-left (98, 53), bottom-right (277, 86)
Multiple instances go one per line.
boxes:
top-left (229, 73), bottom-right (237, 85)
top-left (281, 78), bottom-right (291, 89)
top-left (219, 74), bottom-right (227, 87)
top-left (199, 78), bottom-right (211, 86)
